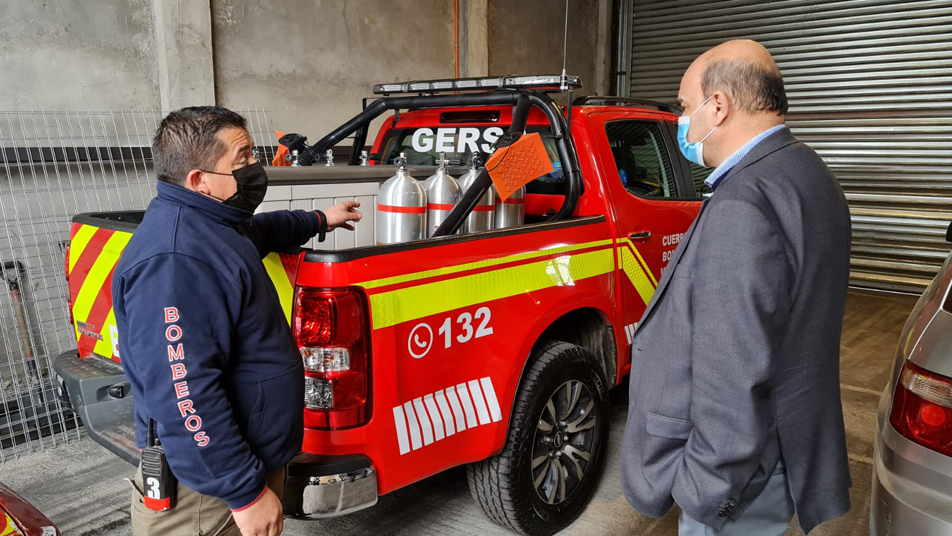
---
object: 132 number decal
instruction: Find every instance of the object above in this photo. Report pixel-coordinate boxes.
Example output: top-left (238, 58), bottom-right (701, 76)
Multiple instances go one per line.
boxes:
top-left (438, 307), bottom-right (493, 349)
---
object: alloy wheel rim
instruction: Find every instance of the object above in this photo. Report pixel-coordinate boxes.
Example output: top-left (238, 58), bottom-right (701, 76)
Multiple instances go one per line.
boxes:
top-left (530, 380), bottom-right (598, 505)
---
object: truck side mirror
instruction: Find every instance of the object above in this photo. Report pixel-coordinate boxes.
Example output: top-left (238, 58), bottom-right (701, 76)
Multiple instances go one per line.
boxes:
top-left (947, 221), bottom-right (952, 243)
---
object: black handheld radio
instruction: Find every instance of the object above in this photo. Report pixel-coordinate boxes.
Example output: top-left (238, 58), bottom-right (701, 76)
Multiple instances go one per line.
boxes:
top-left (141, 419), bottom-right (176, 511)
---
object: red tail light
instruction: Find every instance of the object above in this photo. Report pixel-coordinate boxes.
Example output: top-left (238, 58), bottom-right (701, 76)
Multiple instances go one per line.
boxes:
top-left (889, 361), bottom-right (952, 457)
top-left (292, 287), bottom-right (371, 430)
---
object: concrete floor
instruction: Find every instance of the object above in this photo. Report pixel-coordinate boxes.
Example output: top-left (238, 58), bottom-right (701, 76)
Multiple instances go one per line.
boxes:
top-left (0, 290), bottom-right (918, 535)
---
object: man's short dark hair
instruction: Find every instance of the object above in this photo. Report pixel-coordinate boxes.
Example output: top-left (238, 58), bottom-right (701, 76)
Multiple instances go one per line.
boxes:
top-left (701, 59), bottom-right (788, 116)
top-left (152, 106), bottom-right (248, 186)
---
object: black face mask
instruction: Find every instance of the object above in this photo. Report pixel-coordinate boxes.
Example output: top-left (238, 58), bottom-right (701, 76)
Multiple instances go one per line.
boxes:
top-left (202, 162), bottom-right (269, 213)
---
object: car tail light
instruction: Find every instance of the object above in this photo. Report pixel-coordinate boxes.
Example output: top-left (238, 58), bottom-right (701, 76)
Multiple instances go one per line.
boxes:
top-left (292, 287), bottom-right (371, 430)
top-left (889, 361), bottom-right (952, 457)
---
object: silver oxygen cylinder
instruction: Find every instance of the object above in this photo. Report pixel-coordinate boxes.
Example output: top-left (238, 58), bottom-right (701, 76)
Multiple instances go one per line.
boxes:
top-left (422, 152), bottom-right (461, 237)
top-left (494, 185), bottom-right (526, 229)
top-left (458, 154), bottom-right (495, 234)
top-left (376, 152), bottom-right (426, 244)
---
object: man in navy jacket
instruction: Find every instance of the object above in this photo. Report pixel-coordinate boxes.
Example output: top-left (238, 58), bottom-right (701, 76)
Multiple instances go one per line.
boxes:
top-left (114, 106), bottom-right (361, 536)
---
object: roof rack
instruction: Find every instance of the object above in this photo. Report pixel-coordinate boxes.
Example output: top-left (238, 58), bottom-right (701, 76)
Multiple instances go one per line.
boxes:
top-left (373, 75), bottom-right (582, 95)
top-left (572, 96), bottom-right (682, 115)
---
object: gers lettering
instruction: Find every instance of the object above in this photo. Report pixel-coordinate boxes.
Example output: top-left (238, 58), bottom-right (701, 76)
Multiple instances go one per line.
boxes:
top-left (410, 127), bottom-right (504, 155)
top-left (163, 306), bottom-right (209, 447)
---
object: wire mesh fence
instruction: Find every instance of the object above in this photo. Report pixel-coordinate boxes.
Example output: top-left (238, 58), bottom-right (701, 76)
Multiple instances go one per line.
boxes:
top-left (0, 108), bottom-right (275, 462)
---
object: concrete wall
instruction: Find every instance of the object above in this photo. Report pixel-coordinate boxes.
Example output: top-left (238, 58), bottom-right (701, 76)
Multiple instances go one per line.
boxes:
top-left (0, 0), bottom-right (611, 135)
top-left (212, 0), bottom-right (457, 141)
top-left (0, 0), bottom-right (160, 110)
top-left (488, 0), bottom-right (611, 99)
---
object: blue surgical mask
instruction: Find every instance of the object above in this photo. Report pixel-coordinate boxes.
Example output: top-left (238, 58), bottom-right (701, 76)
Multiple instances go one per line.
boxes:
top-left (677, 96), bottom-right (717, 167)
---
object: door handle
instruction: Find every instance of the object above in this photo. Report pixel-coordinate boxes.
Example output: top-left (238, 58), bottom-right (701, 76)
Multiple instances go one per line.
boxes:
top-left (629, 231), bottom-right (651, 241)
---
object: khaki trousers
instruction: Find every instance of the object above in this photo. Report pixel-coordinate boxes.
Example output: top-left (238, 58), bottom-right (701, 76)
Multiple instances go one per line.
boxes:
top-left (130, 465), bottom-right (287, 536)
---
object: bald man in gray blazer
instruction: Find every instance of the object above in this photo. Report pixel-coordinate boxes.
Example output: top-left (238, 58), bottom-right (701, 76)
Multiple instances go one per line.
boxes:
top-left (621, 40), bottom-right (852, 535)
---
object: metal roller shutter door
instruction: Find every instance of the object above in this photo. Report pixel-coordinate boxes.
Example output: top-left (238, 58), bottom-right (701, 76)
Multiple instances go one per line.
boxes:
top-left (627, 0), bottom-right (952, 293)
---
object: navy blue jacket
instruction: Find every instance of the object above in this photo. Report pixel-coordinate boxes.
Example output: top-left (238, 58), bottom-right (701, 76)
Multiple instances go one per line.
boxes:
top-left (114, 181), bottom-right (322, 509)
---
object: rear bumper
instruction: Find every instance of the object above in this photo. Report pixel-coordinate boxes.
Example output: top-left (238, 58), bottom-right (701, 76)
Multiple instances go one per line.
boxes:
top-left (53, 349), bottom-right (378, 519)
top-left (284, 453), bottom-right (378, 519)
top-left (52, 349), bottom-right (139, 465)
top-left (870, 422), bottom-right (952, 535)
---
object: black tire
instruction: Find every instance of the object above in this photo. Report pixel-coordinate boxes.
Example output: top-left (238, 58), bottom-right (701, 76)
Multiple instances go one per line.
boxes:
top-left (467, 340), bottom-right (609, 535)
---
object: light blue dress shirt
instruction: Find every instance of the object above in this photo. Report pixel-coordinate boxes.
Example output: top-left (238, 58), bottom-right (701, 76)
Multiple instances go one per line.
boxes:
top-left (705, 125), bottom-right (786, 191)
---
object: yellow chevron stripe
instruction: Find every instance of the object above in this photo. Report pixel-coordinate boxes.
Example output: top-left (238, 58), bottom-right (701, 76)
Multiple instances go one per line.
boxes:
top-left (618, 246), bottom-right (655, 305)
top-left (263, 253), bottom-right (294, 323)
top-left (1, 512), bottom-right (23, 536)
top-left (93, 308), bottom-right (117, 359)
top-left (357, 239), bottom-right (614, 290)
top-left (72, 231), bottom-right (132, 339)
top-left (627, 240), bottom-right (658, 287)
top-left (68, 224), bottom-right (98, 274)
top-left (368, 247), bottom-right (615, 330)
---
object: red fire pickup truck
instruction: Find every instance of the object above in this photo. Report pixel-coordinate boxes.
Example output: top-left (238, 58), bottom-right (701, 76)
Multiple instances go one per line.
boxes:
top-left (54, 75), bottom-right (704, 535)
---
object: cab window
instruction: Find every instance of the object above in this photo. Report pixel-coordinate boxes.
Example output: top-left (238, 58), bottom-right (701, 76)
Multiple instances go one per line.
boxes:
top-left (689, 162), bottom-right (714, 198)
top-left (605, 120), bottom-right (678, 199)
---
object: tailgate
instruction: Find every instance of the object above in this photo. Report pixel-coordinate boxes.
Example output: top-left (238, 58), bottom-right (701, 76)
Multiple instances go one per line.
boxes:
top-left (67, 213), bottom-right (140, 362)
top-left (61, 211), bottom-right (303, 463)
top-left (67, 212), bottom-right (303, 360)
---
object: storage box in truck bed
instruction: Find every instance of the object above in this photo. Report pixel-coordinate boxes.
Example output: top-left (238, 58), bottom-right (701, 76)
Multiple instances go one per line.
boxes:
top-left (55, 79), bottom-right (704, 534)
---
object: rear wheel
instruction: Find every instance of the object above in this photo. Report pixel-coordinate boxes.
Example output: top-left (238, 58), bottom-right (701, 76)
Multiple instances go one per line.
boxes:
top-left (467, 340), bottom-right (609, 535)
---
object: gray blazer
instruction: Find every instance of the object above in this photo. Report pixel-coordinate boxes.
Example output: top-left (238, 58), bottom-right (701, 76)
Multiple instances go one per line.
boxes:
top-left (621, 127), bottom-right (852, 533)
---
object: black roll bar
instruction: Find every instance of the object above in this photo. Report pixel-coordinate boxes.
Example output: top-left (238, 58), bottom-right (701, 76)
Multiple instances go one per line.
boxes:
top-left (297, 90), bottom-right (582, 227)
top-left (347, 124), bottom-right (369, 166)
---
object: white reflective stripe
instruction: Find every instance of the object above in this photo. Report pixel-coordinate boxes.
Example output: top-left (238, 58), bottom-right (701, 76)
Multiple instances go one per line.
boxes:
top-left (445, 386), bottom-right (468, 432)
top-left (468, 380), bottom-right (492, 425)
top-left (434, 390), bottom-right (456, 436)
top-left (423, 394), bottom-right (445, 441)
top-left (413, 398), bottom-right (434, 446)
top-left (456, 383), bottom-right (480, 428)
top-left (479, 377), bottom-right (503, 423)
top-left (403, 401), bottom-right (422, 451)
top-left (392, 405), bottom-right (411, 455)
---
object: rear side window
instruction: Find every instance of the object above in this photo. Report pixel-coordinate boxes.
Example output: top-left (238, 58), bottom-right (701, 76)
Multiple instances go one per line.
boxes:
top-left (605, 121), bottom-right (678, 199)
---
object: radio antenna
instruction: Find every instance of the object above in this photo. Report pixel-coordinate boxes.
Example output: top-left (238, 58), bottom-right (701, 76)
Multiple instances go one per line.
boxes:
top-left (560, 0), bottom-right (570, 91)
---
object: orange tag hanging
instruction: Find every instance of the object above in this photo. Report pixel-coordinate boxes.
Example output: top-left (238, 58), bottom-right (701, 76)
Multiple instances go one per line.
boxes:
top-left (486, 132), bottom-right (554, 201)
top-left (272, 130), bottom-right (291, 166)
